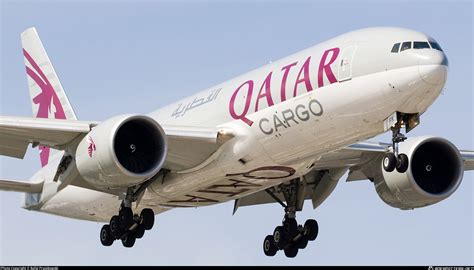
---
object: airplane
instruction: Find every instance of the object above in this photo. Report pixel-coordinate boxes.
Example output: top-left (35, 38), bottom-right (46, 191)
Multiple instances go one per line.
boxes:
top-left (0, 26), bottom-right (472, 258)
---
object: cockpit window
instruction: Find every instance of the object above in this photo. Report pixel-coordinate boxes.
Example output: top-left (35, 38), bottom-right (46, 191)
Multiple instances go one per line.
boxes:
top-left (391, 40), bottom-right (443, 53)
top-left (391, 43), bottom-right (400, 53)
top-left (414, 41), bottom-right (430, 49)
top-left (400, 42), bottom-right (412, 52)
top-left (429, 41), bottom-right (443, 51)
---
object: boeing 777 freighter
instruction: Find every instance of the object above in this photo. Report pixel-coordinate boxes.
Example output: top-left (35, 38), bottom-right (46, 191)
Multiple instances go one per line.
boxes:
top-left (0, 27), bottom-right (472, 258)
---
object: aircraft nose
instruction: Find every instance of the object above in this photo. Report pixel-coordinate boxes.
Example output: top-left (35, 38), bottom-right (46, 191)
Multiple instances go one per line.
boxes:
top-left (417, 50), bottom-right (448, 85)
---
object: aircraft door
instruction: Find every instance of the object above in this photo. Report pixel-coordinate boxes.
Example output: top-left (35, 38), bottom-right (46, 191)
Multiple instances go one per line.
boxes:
top-left (337, 45), bottom-right (357, 82)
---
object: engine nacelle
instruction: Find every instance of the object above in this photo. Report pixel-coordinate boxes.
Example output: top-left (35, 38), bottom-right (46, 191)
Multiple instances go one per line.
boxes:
top-left (75, 114), bottom-right (167, 188)
top-left (375, 136), bottom-right (464, 209)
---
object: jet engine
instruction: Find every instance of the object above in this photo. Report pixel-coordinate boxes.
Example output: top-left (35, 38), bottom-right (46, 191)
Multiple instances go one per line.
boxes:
top-left (375, 136), bottom-right (464, 209)
top-left (75, 114), bottom-right (167, 188)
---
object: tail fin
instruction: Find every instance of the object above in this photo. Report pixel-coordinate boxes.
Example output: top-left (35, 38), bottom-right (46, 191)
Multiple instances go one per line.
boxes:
top-left (21, 27), bottom-right (77, 167)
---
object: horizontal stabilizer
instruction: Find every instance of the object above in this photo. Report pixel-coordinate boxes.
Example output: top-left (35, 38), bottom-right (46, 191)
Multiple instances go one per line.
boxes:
top-left (0, 179), bottom-right (43, 193)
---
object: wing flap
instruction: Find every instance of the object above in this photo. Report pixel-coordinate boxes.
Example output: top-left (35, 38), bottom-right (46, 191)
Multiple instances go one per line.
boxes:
top-left (346, 168), bottom-right (370, 181)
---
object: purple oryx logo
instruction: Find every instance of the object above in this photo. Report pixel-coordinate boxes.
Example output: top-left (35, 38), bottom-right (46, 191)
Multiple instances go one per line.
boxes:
top-left (87, 136), bottom-right (96, 158)
top-left (23, 49), bottom-right (67, 167)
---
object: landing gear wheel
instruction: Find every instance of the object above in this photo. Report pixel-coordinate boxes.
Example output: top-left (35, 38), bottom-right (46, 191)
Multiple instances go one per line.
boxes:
top-left (121, 234), bottom-right (136, 248)
top-left (297, 235), bottom-right (308, 249)
top-left (141, 208), bottom-right (155, 230)
top-left (134, 225), bottom-right (145, 239)
top-left (109, 215), bottom-right (121, 238)
top-left (119, 207), bottom-right (133, 229)
top-left (100, 225), bottom-right (114, 246)
top-left (283, 218), bottom-right (298, 237)
top-left (263, 235), bottom-right (277, 257)
top-left (273, 226), bottom-right (287, 249)
top-left (396, 154), bottom-right (409, 173)
top-left (262, 180), bottom-right (323, 257)
top-left (284, 246), bottom-right (299, 258)
top-left (304, 219), bottom-right (319, 241)
top-left (383, 153), bottom-right (397, 172)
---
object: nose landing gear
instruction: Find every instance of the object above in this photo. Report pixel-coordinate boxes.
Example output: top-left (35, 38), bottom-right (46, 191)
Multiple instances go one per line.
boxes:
top-left (383, 114), bottom-right (410, 173)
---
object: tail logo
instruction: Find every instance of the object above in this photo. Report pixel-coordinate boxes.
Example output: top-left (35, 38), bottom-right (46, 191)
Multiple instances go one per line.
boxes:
top-left (87, 136), bottom-right (96, 158)
top-left (23, 49), bottom-right (67, 167)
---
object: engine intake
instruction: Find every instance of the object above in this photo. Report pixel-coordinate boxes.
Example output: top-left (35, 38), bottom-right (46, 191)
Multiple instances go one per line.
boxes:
top-left (375, 136), bottom-right (463, 209)
top-left (76, 114), bottom-right (167, 188)
top-left (114, 118), bottom-right (163, 174)
top-left (411, 140), bottom-right (462, 195)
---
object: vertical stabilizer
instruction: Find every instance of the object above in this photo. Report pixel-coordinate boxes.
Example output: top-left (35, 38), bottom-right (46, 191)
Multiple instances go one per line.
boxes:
top-left (21, 27), bottom-right (77, 167)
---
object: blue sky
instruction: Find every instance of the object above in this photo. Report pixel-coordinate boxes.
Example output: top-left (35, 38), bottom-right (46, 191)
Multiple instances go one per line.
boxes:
top-left (0, 0), bottom-right (472, 265)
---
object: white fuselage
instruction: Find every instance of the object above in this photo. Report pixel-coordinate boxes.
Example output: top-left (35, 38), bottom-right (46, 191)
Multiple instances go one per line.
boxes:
top-left (33, 27), bottom-right (448, 221)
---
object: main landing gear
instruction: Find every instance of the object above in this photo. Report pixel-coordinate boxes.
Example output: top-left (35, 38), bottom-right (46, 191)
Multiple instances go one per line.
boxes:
top-left (100, 207), bottom-right (155, 248)
top-left (383, 114), bottom-right (409, 173)
top-left (262, 180), bottom-right (319, 258)
top-left (99, 188), bottom-right (156, 248)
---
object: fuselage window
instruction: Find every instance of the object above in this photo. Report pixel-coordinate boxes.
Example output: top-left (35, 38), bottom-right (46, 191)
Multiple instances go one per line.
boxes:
top-left (414, 41), bottom-right (430, 49)
top-left (400, 41), bottom-right (412, 52)
top-left (429, 42), bottom-right (443, 51)
top-left (391, 43), bottom-right (400, 53)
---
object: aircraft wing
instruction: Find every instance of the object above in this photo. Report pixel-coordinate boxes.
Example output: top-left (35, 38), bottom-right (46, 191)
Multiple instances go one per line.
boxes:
top-left (342, 142), bottom-right (474, 180)
top-left (163, 125), bottom-right (235, 171)
top-left (461, 151), bottom-right (474, 171)
top-left (0, 115), bottom-right (233, 171)
top-left (0, 116), bottom-right (94, 159)
top-left (0, 178), bottom-right (43, 193)
top-left (234, 141), bottom-right (474, 211)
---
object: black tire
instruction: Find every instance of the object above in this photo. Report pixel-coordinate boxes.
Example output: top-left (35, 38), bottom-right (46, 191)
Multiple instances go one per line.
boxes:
top-left (109, 215), bottom-right (121, 238)
top-left (283, 218), bottom-right (298, 238)
top-left (304, 219), bottom-right (319, 241)
top-left (283, 246), bottom-right (299, 258)
top-left (396, 153), bottom-right (409, 173)
top-left (263, 235), bottom-right (278, 256)
top-left (100, 225), bottom-right (114, 246)
top-left (273, 226), bottom-right (287, 249)
top-left (119, 207), bottom-right (133, 229)
top-left (121, 234), bottom-right (136, 248)
top-left (297, 235), bottom-right (308, 249)
top-left (141, 208), bottom-right (155, 230)
top-left (383, 153), bottom-right (397, 172)
top-left (135, 225), bottom-right (145, 239)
